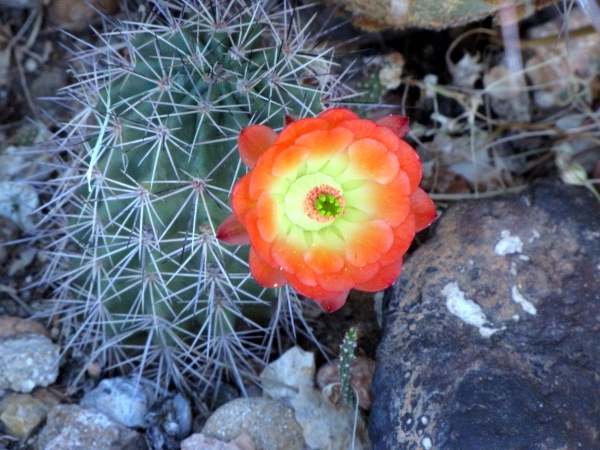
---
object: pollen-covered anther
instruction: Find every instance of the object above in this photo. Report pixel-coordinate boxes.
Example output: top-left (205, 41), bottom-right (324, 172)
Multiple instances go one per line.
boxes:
top-left (304, 184), bottom-right (345, 223)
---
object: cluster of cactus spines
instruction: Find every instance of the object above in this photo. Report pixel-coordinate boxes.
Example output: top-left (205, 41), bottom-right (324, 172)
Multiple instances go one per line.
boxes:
top-left (339, 326), bottom-right (358, 407)
top-left (35, 0), bottom-right (348, 400)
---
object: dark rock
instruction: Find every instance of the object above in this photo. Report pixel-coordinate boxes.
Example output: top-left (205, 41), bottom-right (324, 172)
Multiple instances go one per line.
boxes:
top-left (369, 180), bottom-right (600, 449)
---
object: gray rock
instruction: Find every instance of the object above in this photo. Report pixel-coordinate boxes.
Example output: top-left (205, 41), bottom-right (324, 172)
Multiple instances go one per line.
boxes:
top-left (290, 386), bottom-right (371, 450)
top-left (36, 404), bottom-right (146, 450)
top-left (80, 377), bottom-right (151, 428)
top-left (0, 334), bottom-right (59, 393)
top-left (202, 397), bottom-right (304, 450)
top-left (181, 432), bottom-right (255, 450)
top-left (369, 181), bottom-right (600, 449)
top-left (260, 346), bottom-right (315, 402)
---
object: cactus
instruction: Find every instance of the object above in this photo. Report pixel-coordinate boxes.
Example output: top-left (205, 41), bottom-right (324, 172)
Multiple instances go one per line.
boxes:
top-left (339, 326), bottom-right (358, 407)
top-left (37, 0), bottom-right (347, 399)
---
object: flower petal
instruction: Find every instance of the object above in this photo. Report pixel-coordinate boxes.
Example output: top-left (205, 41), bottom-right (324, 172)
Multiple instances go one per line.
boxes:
top-left (295, 128), bottom-right (353, 174)
top-left (411, 187), bottom-right (437, 232)
top-left (231, 174), bottom-right (254, 224)
top-left (249, 147), bottom-right (289, 199)
top-left (338, 119), bottom-right (377, 140)
top-left (344, 138), bottom-right (399, 184)
top-left (354, 258), bottom-right (403, 292)
top-left (315, 291), bottom-right (350, 313)
top-left (376, 115), bottom-right (410, 138)
top-left (216, 214), bottom-right (250, 246)
top-left (342, 220), bottom-right (393, 267)
top-left (271, 225), bottom-right (317, 287)
top-left (395, 141), bottom-right (423, 192)
top-left (256, 193), bottom-right (284, 243)
top-left (284, 270), bottom-right (349, 311)
top-left (275, 117), bottom-right (328, 147)
top-left (245, 209), bottom-right (278, 268)
top-left (315, 268), bottom-right (356, 291)
top-left (343, 173), bottom-right (411, 226)
top-left (362, 125), bottom-right (422, 192)
top-left (379, 211), bottom-right (416, 266)
top-left (271, 144), bottom-right (310, 179)
top-left (238, 125), bottom-right (278, 169)
top-left (317, 108), bottom-right (359, 128)
top-left (304, 246), bottom-right (345, 274)
top-left (250, 248), bottom-right (287, 288)
top-left (315, 261), bottom-right (380, 292)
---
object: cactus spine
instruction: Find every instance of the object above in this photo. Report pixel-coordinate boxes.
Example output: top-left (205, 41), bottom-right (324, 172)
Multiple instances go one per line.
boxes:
top-left (39, 0), bottom-right (346, 398)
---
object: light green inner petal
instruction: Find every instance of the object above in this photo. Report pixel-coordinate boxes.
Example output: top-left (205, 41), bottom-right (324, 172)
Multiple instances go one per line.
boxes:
top-left (284, 173), bottom-right (343, 231)
top-left (316, 226), bottom-right (346, 253)
top-left (341, 178), bottom-right (368, 192)
top-left (341, 206), bottom-right (372, 224)
top-left (306, 146), bottom-right (350, 177)
top-left (281, 223), bottom-right (312, 251)
top-left (269, 176), bottom-right (293, 198)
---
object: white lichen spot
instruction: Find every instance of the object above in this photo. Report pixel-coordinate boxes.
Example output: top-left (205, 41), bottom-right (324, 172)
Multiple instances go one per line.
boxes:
top-left (510, 262), bottom-right (518, 276)
top-left (495, 230), bottom-right (524, 255)
top-left (518, 254), bottom-right (530, 261)
top-left (528, 229), bottom-right (541, 243)
top-left (511, 285), bottom-right (537, 315)
top-left (442, 282), bottom-right (499, 338)
top-left (420, 416), bottom-right (428, 425)
top-left (513, 314), bottom-right (520, 321)
top-left (422, 437), bottom-right (433, 449)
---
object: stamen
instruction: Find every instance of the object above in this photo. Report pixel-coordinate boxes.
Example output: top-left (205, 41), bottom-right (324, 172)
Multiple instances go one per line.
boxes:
top-left (304, 184), bottom-right (345, 223)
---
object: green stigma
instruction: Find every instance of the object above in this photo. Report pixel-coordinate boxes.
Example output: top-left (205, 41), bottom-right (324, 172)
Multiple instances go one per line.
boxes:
top-left (315, 193), bottom-right (342, 218)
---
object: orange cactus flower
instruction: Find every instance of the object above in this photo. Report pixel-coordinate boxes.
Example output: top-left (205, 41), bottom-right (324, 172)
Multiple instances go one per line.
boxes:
top-left (217, 108), bottom-right (436, 312)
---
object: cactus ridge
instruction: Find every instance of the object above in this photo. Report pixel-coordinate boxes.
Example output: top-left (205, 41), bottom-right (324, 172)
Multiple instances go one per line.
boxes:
top-left (33, 0), bottom-right (348, 400)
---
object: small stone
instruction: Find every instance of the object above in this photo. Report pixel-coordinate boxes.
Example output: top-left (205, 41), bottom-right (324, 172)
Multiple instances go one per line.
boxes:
top-left (0, 393), bottom-right (51, 437)
top-left (36, 404), bottom-right (146, 450)
top-left (145, 393), bottom-right (193, 449)
top-left (260, 346), bottom-right (315, 402)
top-left (0, 316), bottom-right (51, 339)
top-left (202, 398), bottom-right (304, 450)
top-left (46, 0), bottom-right (119, 31)
top-left (0, 181), bottom-right (39, 230)
top-left (290, 386), bottom-right (371, 450)
top-left (80, 377), bottom-right (151, 428)
top-left (181, 432), bottom-right (255, 450)
top-left (316, 356), bottom-right (376, 410)
top-left (0, 334), bottom-right (59, 393)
